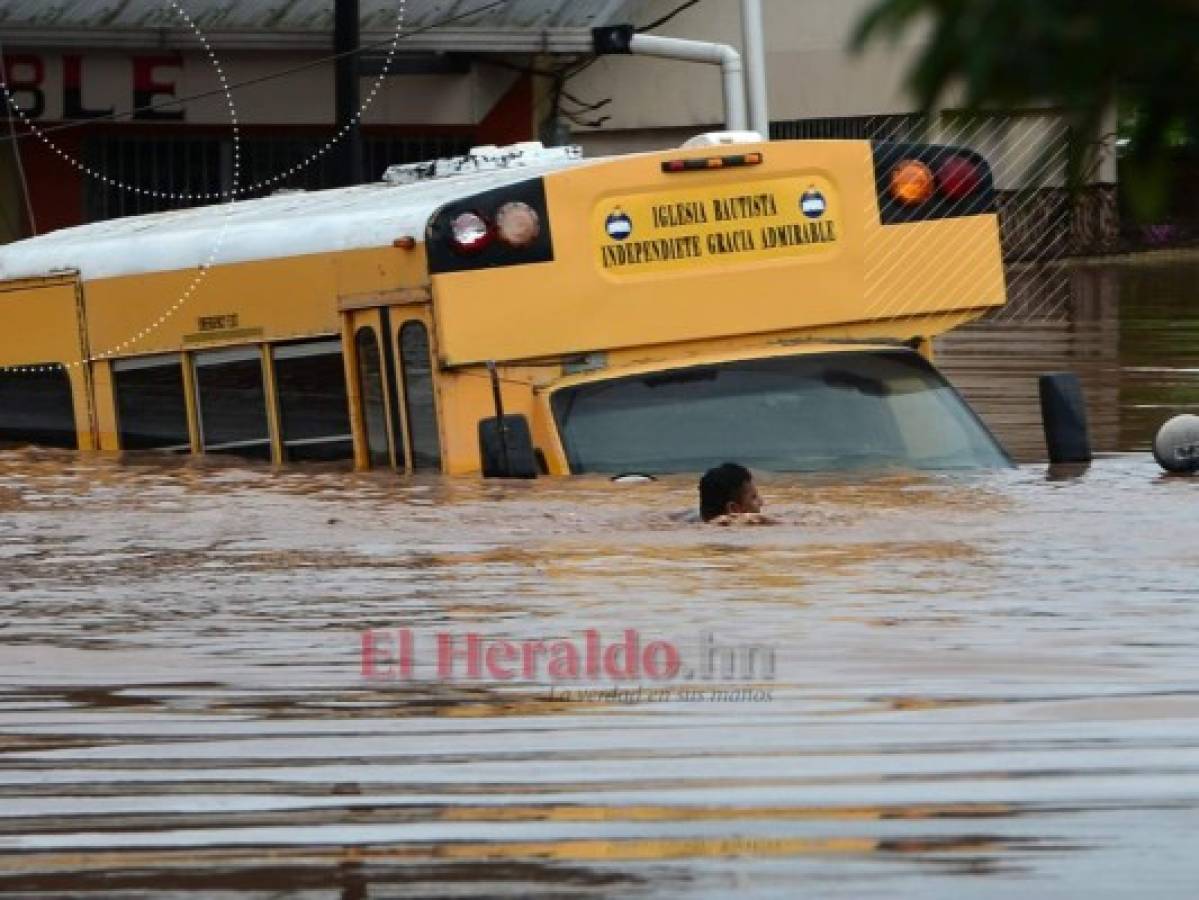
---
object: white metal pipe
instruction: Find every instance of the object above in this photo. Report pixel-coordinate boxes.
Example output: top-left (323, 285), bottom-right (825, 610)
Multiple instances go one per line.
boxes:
top-left (740, 0), bottom-right (769, 137)
top-left (627, 32), bottom-right (748, 132)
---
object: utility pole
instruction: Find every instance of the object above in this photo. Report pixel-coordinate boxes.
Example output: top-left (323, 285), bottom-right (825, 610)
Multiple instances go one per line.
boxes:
top-left (334, 0), bottom-right (364, 186)
top-left (740, 0), bottom-right (769, 137)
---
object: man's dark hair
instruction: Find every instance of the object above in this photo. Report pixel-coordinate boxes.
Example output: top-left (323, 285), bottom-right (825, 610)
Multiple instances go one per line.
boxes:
top-left (699, 462), bottom-right (753, 522)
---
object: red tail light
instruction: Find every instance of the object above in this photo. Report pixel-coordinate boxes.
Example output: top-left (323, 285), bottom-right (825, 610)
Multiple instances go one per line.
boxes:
top-left (449, 211), bottom-right (493, 254)
top-left (936, 156), bottom-right (983, 200)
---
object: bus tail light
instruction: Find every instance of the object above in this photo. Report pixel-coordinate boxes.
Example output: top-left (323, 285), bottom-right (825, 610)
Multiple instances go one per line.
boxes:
top-left (872, 142), bottom-right (996, 224)
top-left (495, 202), bottom-right (541, 248)
top-left (449, 211), bottom-right (493, 255)
top-left (428, 178), bottom-right (555, 275)
top-left (890, 160), bottom-right (935, 205)
top-left (936, 155), bottom-right (984, 200)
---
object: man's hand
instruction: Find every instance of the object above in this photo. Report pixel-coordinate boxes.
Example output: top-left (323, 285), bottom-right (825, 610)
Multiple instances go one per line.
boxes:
top-left (708, 512), bottom-right (772, 526)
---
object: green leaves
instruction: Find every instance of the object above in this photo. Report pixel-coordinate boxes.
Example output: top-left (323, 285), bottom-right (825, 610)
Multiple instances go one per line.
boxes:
top-left (853, 0), bottom-right (1199, 211)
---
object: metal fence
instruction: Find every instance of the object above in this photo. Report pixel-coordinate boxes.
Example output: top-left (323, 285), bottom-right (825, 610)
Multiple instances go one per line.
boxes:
top-left (771, 114), bottom-right (929, 143)
top-left (83, 133), bottom-right (476, 222)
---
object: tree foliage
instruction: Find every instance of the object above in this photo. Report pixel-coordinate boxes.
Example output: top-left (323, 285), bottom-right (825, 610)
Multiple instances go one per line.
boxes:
top-left (852, 0), bottom-right (1199, 196)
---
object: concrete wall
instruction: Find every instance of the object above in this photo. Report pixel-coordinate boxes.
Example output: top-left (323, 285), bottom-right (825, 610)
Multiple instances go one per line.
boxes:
top-left (569, 0), bottom-right (925, 134)
top-left (568, 0), bottom-right (1117, 191)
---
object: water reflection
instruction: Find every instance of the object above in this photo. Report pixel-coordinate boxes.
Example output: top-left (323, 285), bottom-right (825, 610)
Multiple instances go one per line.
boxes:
top-left (940, 249), bottom-right (1199, 461)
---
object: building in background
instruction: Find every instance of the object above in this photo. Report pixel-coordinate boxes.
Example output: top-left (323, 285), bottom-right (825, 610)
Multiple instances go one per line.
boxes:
top-left (0, 0), bottom-right (641, 240)
top-left (565, 0), bottom-right (1119, 256)
top-left (1, 0), bottom-right (1116, 253)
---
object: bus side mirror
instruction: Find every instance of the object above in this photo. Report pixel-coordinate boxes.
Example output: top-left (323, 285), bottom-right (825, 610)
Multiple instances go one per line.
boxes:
top-left (1039, 372), bottom-right (1092, 465)
top-left (478, 415), bottom-right (538, 478)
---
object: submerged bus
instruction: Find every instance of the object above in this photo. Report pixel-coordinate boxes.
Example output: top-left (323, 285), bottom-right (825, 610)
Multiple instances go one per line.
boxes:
top-left (0, 134), bottom-right (1009, 475)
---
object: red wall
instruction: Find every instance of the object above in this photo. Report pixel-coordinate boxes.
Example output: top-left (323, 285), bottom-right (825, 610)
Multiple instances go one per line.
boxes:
top-left (16, 125), bottom-right (85, 235)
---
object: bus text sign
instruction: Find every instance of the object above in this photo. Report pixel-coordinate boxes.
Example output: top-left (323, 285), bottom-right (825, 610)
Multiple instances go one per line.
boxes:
top-left (596, 176), bottom-right (840, 275)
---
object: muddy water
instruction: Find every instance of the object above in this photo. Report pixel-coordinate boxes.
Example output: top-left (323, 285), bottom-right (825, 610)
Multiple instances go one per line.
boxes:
top-left (940, 250), bottom-right (1199, 461)
top-left (1, 253), bottom-right (1198, 898)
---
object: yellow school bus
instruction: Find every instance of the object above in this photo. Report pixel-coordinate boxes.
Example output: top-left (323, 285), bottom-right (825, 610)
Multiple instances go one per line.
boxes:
top-left (0, 134), bottom-right (1009, 475)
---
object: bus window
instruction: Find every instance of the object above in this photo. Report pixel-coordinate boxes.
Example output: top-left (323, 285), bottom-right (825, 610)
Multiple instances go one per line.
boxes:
top-left (355, 327), bottom-right (393, 468)
top-left (192, 347), bottom-right (271, 460)
top-left (551, 351), bottom-right (1010, 474)
top-left (398, 321), bottom-right (442, 471)
top-left (0, 365), bottom-right (77, 449)
top-left (113, 354), bottom-right (190, 451)
top-left (273, 340), bottom-right (353, 462)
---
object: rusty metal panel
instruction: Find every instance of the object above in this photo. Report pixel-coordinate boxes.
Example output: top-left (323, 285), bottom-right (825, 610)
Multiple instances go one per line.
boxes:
top-left (0, 0), bottom-right (641, 35)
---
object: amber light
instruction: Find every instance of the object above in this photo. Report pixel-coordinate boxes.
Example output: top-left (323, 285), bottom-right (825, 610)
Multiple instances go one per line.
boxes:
top-left (662, 152), bottom-right (764, 173)
top-left (890, 160), bottom-right (935, 205)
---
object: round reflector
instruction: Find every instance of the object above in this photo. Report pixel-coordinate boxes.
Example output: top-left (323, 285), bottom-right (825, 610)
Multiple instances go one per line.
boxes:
top-left (495, 202), bottom-right (541, 248)
top-left (449, 211), bottom-right (492, 254)
top-left (937, 155), bottom-right (982, 200)
top-left (890, 160), bottom-right (935, 205)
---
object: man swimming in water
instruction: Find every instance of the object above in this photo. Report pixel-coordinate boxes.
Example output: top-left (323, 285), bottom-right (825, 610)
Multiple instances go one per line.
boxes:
top-left (699, 462), bottom-right (767, 525)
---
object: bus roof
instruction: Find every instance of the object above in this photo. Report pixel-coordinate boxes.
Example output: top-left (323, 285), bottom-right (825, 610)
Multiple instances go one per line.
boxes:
top-left (0, 144), bottom-right (592, 283)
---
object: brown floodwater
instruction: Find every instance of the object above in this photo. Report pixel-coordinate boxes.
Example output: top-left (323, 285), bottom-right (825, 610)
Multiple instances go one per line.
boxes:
top-left (1, 252), bottom-right (1197, 898)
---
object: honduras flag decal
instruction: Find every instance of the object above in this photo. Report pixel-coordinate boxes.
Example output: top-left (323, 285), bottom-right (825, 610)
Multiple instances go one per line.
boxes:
top-left (605, 208), bottom-right (633, 241)
top-left (800, 189), bottom-right (827, 219)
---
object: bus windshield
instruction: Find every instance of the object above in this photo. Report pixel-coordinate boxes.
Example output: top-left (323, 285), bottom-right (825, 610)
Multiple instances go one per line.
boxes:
top-left (551, 350), bottom-right (1010, 474)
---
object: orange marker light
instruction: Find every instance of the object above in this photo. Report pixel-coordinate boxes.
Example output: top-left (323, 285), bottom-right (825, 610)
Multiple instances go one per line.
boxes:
top-left (890, 160), bottom-right (935, 205)
top-left (661, 153), bottom-right (765, 173)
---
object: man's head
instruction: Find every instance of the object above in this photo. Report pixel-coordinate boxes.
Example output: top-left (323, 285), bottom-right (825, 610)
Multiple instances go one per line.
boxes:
top-left (699, 463), bottom-right (763, 522)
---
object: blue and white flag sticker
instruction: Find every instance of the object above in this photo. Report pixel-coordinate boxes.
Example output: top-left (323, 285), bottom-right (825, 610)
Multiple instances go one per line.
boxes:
top-left (800, 189), bottom-right (826, 219)
top-left (605, 209), bottom-right (633, 241)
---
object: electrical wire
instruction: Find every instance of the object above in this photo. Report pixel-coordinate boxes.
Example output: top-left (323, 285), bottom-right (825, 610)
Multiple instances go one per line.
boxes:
top-left (637, 0), bottom-right (702, 33)
top-left (551, 0), bottom-right (705, 132)
top-left (0, 0), bottom-right (509, 146)
top-left (561, 91), bottom-right (610, 113)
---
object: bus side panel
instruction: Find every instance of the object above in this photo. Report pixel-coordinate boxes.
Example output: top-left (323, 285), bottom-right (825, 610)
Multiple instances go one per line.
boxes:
top-left (80, 247), bottom-right (414, 361)
top-left (436, 366), bottom-right (537, 475)
top-left (0, 280), bottom-right (88, 368)
top-left (862, 216), bottom-right (1006, 323)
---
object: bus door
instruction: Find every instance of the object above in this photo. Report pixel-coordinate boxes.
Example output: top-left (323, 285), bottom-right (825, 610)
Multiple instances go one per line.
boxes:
top-left (387, 305), bottom-right (443, 473)
top-left (343, 308), bottom-right (404, 471)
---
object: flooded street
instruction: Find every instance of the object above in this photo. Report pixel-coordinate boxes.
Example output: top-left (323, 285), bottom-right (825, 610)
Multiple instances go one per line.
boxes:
top-left (2, 252), bottom-right (1198, 898)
